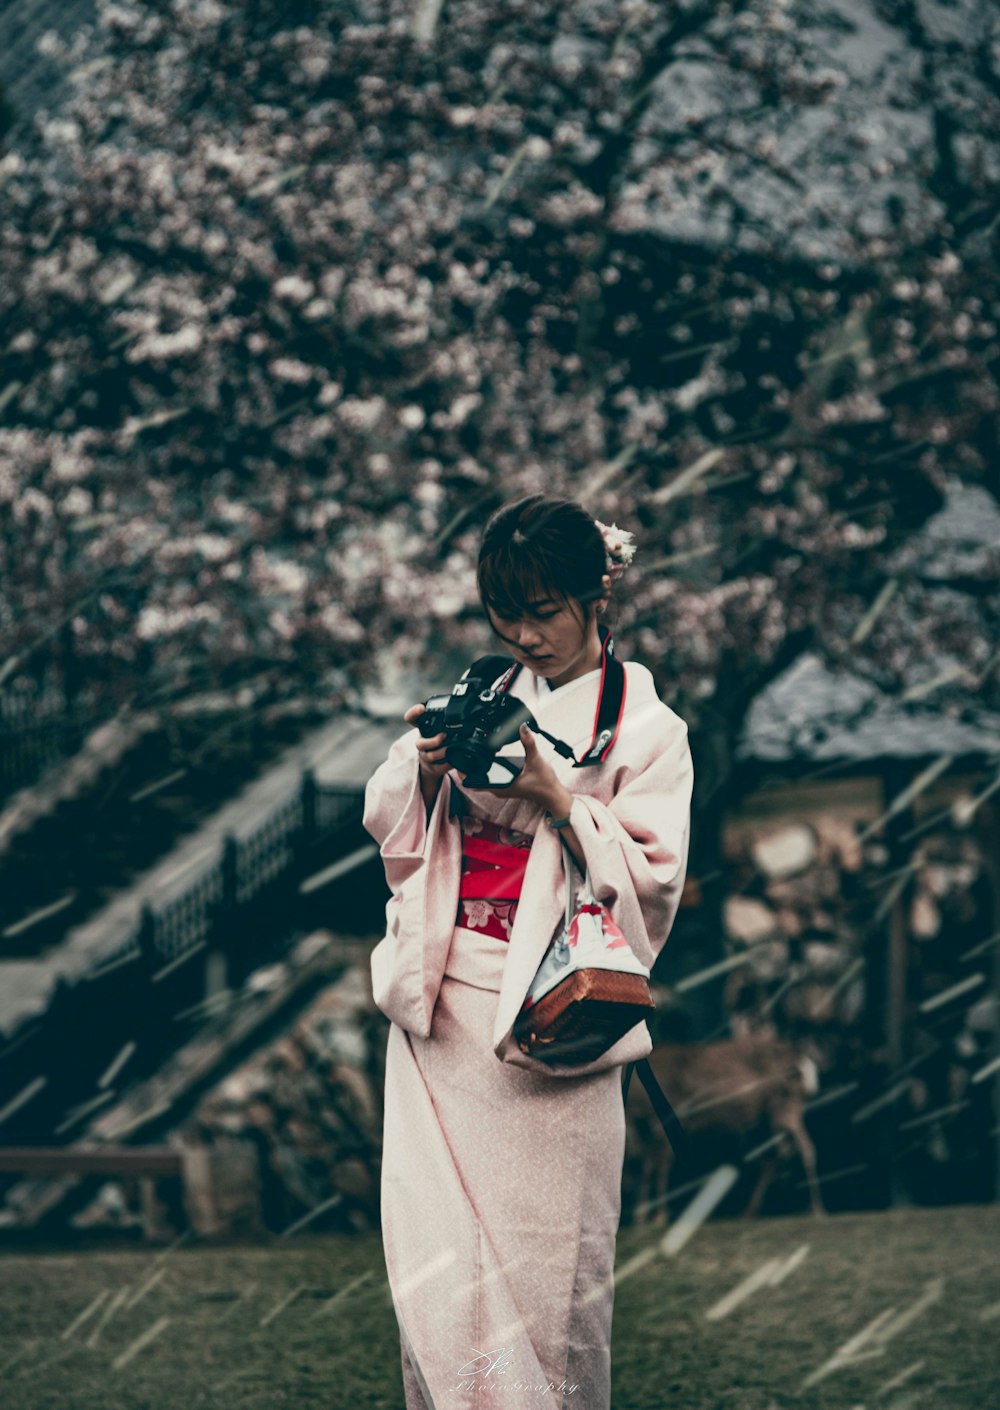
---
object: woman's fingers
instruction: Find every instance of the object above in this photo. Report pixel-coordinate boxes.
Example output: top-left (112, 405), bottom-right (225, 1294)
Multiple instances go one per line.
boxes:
top-left (403, 702), bottom-right (457, 783)
top-left (404, 704), bottom-right (442, 742)
top-left (404, 703), bottom-right (449, 771)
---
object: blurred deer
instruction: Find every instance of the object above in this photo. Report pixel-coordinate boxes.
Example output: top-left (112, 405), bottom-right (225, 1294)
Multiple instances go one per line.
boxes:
top-left (624, 1032), bottom-right (825, 1225)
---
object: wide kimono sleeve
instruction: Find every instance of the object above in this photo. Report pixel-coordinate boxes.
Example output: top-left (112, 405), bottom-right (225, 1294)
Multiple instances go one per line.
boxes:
top-left (362, 727), bottom-right (461, 1036)
top-left (363, 727), bottom-right (445, 888)
top-left (565, 717), bottom-right (694, 973)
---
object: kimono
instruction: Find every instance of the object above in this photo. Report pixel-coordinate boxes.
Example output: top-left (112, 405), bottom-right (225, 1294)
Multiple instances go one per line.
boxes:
top-left (363, 657), bottom-right (694, 1410)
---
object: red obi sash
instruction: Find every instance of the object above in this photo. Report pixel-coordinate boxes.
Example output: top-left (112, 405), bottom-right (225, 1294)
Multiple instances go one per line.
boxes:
top-left (456, 818), bottom-right (532, 943)
top-left (458, 833), bottom-right (529, 900)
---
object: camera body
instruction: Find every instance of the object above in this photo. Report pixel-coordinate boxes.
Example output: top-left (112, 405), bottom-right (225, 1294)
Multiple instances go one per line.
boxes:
top-left (418, 676), bottom-right (537, 787)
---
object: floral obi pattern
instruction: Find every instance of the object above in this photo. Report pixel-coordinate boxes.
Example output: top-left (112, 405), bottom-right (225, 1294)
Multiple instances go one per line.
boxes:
top-left (456, 814), bottom-right (534, 943)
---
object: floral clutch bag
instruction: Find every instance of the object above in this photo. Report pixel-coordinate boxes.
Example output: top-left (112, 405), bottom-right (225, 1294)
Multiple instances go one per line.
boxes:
top-left (513, 839), bottom-right (654, 1065)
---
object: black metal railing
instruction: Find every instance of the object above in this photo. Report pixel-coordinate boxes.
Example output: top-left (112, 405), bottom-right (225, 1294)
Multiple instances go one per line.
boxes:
top-left (0, 678), bottom-right (101, 802)
top-left (0, 763), bottom-right (374, 1174)
top-left (90, 769), bottom-right (366, 976)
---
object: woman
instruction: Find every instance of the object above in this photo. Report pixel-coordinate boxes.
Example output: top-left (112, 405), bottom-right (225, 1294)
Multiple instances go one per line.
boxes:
top-left (363, 495), bottom-right (694, 1410)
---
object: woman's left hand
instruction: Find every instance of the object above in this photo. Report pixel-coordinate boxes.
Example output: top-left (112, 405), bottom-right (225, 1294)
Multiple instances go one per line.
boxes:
top-left (460, 723), bottom-right (562, 808)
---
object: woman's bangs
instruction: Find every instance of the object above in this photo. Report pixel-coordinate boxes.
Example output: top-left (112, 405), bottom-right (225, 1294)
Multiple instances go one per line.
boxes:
top-left (479, 553), bottom-right (561, 621)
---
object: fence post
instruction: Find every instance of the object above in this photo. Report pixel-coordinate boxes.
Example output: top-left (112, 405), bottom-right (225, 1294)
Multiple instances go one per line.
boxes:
top-left (205, 835), bottom-right (238, 1007)
top-left (138, 902), bottom-right (158, 970)
top-left (180, 1137), bottom-right (263, 1238)
top-left (221, 833), bottom-right (238, 912)
top-left (296, 767), bottom-right (318, 872)
top-left (302, 766), bottom-right (317, 838)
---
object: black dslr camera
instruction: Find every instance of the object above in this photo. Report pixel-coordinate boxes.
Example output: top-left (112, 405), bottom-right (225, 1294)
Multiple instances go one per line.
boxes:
top-left (417, 675), bottom-right (538, 788)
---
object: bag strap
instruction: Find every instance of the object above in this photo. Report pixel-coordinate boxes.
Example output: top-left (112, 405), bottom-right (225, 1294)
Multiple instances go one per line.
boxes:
top-left (562, 839), bottom-right (574, 931)
top-left (559, 836), bottom-right (593, 928)
top-left (622, 1058), bottom-right (690, 1164)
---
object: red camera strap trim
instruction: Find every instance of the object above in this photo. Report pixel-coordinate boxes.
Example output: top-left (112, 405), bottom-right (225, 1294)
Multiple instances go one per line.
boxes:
top-left (585, 629), bottom-right (626, 765)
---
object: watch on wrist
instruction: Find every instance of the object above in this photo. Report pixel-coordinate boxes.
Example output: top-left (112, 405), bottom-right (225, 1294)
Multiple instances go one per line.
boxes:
top-left (545, 810), bottom-right (573, 830)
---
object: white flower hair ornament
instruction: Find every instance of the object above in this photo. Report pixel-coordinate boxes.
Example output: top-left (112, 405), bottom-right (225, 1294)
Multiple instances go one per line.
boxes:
top-left (594, 519), bottom-right (637, 583)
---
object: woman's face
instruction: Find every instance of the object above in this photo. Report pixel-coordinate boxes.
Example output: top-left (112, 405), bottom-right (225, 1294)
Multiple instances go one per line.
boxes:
top-left (485, 577), bottom-right (610, 687)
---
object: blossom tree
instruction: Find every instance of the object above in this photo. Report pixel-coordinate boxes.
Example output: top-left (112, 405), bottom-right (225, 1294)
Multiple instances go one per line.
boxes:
top-left (0, 0), bottom-right (995, 770)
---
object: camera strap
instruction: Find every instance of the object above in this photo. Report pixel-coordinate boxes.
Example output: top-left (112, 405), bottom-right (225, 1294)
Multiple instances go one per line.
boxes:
top-left (460, 625), bottom-right (626, 769)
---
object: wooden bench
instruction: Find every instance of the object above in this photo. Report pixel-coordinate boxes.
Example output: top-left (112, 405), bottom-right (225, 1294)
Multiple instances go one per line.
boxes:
top-left (0, 1146), bottom-right (184, 1239)
top-left (0, 1143), bottom-right (262, 1240)
top-left (0, 1147), bottom-right (182, 1176)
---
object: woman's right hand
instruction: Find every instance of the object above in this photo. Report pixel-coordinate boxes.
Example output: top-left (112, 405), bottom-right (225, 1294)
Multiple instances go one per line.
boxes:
top-left (404, 704), bottom-right (451, 799)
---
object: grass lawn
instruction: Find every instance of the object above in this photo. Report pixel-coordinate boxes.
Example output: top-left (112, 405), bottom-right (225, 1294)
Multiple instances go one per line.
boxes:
top-left (0, 1205), bottom-right (995, 1409)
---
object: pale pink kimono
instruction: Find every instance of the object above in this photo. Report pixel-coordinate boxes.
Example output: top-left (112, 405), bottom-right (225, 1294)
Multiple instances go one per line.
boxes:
top-left (363, 658), bottom-right (693, 1410)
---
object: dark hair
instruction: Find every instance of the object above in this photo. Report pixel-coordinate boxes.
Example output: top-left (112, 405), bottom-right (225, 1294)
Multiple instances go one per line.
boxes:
top-left (477, 494), bottom-right (610, 627)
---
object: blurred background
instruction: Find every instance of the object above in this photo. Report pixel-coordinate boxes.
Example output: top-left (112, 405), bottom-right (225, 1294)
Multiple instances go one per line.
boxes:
top-left (0, 0), bottom-right (997, 1401)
